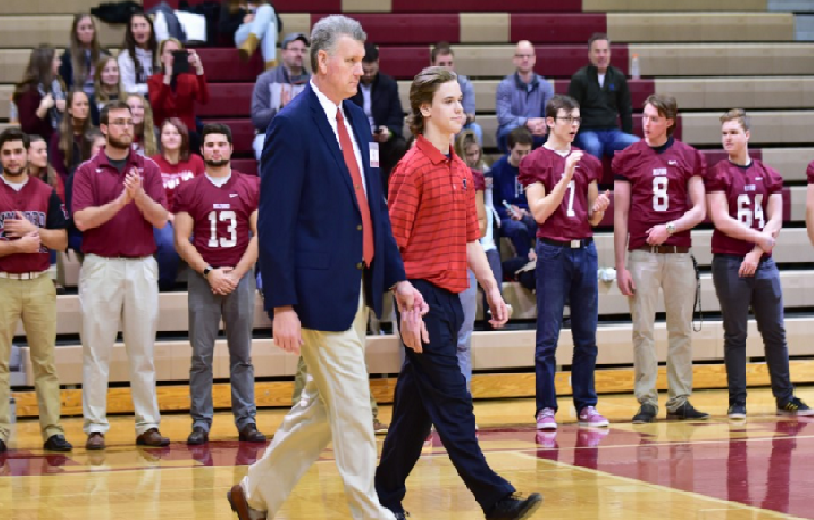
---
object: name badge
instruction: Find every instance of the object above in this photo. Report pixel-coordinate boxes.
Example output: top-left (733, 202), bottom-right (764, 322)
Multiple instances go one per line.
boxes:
top-left (369, 142), bottom-right (380, 168)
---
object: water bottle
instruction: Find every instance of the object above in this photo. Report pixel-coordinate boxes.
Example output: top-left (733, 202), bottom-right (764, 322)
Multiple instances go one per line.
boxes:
top-left (631, 54), bottom-right (641, 81)
top-left (9, 397), bottom-right (16, 424)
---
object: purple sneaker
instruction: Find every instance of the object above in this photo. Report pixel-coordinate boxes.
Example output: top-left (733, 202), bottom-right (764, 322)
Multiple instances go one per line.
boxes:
top-left (536, 408), bottom-right (557, 430)
top-left (578, 406), bottom-right (609, 428)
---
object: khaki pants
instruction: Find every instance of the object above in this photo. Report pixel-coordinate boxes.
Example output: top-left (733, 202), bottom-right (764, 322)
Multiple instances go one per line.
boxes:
top-left (292, 355), bottom-right (380, 422)
top-left (242, 287), bottom-right (395, 520)
top-left (0, 275), bottom-right (63, 442)
top-left (79, 254), bottom-right (161, 436)
top-left (628, 249), bottom-right (695, 413)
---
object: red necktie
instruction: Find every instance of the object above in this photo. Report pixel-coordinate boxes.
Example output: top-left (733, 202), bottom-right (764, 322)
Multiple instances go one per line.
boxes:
top-left (336, 108), bottom-right (374, 266)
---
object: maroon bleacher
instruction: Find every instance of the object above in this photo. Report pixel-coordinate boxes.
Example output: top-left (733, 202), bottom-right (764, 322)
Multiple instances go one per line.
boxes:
top-left (197, 83), bottom-right (254, 117)
top-left (329, 14), bottom-right (460, 44)
top-left (197, 49), bottom-right (263, 82)
top-left (390, 0), bottom-right (581, 13)
top-left (511, 14), bottom-right (606, 43)
top-left (143, 0), bottom-right (341, 11)
top-left (232, 158), bottom-right (259, 174)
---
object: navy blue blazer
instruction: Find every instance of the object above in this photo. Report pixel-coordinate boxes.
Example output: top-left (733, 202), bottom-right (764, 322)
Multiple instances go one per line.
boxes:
top-left (258, 82), bottom-right (407, 332)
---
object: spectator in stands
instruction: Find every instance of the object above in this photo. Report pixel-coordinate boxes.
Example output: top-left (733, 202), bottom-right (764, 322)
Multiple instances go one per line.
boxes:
top-left (496, 40), bottom-right (552, 153)
top-left (0, 128), bottom-right (72, 454)
top-left (60, 13), bottom-right (109, 97)
top-left (151, 118), bottom-right (205, 291)
top-left (93, 56), bottom-right (124, 114)
top-left (28, 135), bottom-right (64, 202)
top-left (149, 39), bottom-right (209, 154)
top-left (64, 129), bottom-right (106, 260)
top-left (350, 41), bottom-right (407, 193)
top-left (491, 126), bottom-right (537, 260)
top-left (433, 42), bottom-right (482, 145)
top-left (251, 32), bottom-right (310, 161)
top-left (72, 101), bottom-right (170, 450)
top-left (708, 109), bottom-right (813, 418)
top-left (126, 93), bottom-right (158, 157)
top-left (50, 89), bottom-right (93, 186)
top-left (13, 46), bottom-right (66, 145)
top-left (807, 160), bottom-right (814, 247)
top-left (378, 65), bottom-right (541, 520)
top-left (520, 94), bottom-right (610, 431)
top-left (234, 1), bottom-right (280, 70)
top-left (119, 12), bottom-right (157, 97)
top-left (568, 33), bottom-right (638, 159)
top-left (613, 95), bottom-right (708, 423)
top-left (173, 123), bottom-right (267, 445)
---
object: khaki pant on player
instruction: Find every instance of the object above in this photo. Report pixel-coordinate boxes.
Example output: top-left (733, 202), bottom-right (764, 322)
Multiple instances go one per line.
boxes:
top-left (79, 254), bottom-right (161, 436)
top-left (628, 249), bottom-right (696, 413)
top-left (0, 274), bottom-right (64, 442)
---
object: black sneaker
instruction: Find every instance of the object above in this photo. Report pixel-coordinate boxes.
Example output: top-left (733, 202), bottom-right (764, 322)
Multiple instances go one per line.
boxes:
top-left (632, 404), bottom-right (657, 424)
top-left (666, 402), bottom-right (709, 420)
top-left (0, 439), bottom-right (6, 453)
top-left (777, 396), bottom-right (814, 416)
top-left (394, 512), bottom-right (410, 520)
top-left (486, 493), bottom-right (543, 520)
top-left (43, 435), bottom-right (73, 452)
top-left (727, 404), bottom-right (747, 420)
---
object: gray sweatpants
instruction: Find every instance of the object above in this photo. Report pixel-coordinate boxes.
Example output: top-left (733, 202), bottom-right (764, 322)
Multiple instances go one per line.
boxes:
top-left (188, 269), bottom-right (257, 432)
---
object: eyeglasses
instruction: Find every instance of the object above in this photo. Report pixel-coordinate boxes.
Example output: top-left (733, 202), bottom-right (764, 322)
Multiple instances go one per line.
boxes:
top-left (556, 116), bottom-right (581, 124)
top-left (109, 119), bottom-right (134, 126)
top-left (514, 54), bottom-right (534, 59)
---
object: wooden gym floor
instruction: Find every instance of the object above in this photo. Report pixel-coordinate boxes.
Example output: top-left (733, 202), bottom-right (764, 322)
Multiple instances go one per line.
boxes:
top-left (1, 387), bottom-right (811, 520)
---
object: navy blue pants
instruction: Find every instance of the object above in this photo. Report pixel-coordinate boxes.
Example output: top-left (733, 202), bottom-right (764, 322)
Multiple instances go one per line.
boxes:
top-left (375, 279), bottom-right (514, 515)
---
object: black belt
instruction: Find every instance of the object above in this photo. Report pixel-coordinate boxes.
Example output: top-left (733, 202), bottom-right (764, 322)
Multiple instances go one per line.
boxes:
top-left (539, 237), bottom-right (593, 249)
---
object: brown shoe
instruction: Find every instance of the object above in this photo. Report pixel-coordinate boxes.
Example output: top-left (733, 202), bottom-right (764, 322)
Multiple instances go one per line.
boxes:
top-left (136, 428), bottom-right (170, 447)
top-left (85, 433), bottom-right (105, 450)
top-left (373, 420), bottom-right (389, 435)
top-left (227, 484), bottom-right (267, 520)
top-left (238, 424), bottom-right (266, 443)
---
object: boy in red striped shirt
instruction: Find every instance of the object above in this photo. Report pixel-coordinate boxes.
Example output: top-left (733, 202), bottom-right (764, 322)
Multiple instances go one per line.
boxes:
top-left (376, 66), bottom-right (542, 520)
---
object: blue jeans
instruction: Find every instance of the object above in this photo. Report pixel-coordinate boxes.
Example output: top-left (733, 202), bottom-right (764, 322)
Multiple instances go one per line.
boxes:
top-left (496, 123), bottom-right (545, 153)
top-left (711, 255), bottom-right (793, 406)
top-left (235, 4), bottom-right (278, 64)
top-left (154, 221), bottom-right (181, 290)
top-left (500, 214), bottom-right (537, 259)
top-left (577, 129), bottom-right (639, 159)
top-left (456, 269), bottom-right (477, 393)
top-left (535, 239), bottom-right (599, 415)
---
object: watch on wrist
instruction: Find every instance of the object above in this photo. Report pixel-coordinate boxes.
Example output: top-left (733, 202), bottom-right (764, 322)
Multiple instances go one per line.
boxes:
top-left (666, 222), bottom-right (676, 235)
top-left (203, 265), bottom-right (213, 278)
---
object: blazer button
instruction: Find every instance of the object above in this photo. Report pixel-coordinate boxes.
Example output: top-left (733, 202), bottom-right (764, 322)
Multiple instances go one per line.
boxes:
top-left (356, 262), bottom-right (363, 270)
top-left (357, 224), bottom-right (363, 231)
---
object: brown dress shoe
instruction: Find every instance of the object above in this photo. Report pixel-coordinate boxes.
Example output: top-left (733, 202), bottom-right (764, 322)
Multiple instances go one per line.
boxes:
top-left (238, 424), bottom-right (266, 443)
top-left (136, 428), bottom-right (170, 447)
top-left (227, 484), bottom-right (267, 520)
top-left (373, 420), bottom-right (389, 435)
top-left (86, 433), bottom-right (105, 450)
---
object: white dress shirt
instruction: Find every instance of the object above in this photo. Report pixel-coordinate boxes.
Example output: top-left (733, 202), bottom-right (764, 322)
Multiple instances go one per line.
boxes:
top-left (311, 79), bottom-right (366, 195)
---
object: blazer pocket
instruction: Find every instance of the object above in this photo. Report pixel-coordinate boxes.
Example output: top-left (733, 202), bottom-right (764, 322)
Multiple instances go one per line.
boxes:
top-left (295, 250), bottom-right (331, 270)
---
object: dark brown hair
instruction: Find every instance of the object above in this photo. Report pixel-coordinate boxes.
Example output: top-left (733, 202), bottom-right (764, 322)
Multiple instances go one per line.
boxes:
top-left (545, 94), bottom-right (579, 119)
top-left (431, 41), bottom-right (453, 64)
top-left (13, 45), bottom-right (58, 101)
top-left (123, 12), bottom-right (157, 83)
top-left (58, 89), bottom-right (92, 169)
top-left (644, 94), bottom-right (678, 137)
top-left (0, 127), bottom-right (30, 151)
top-left (408, 66), bottom-right (457, 136)
top-left (68, 13), bottom-right (104, 88)
top-left (588, 32), bottom-right (609, 48)
top-left (161, 117), bottom-right (191, 162)
top-left (28, 134), bottom-right (59, 188)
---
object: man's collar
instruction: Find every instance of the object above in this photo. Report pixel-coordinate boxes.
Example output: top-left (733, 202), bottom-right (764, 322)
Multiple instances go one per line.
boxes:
top-left (311, 79), bottom-right (340, 118)
top-left (415, 135), bottom-right (452, 165)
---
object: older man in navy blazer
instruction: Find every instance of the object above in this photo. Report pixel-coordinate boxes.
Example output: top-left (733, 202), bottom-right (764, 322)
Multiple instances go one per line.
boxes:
top-left (227, 15), bottom-right (426, 520)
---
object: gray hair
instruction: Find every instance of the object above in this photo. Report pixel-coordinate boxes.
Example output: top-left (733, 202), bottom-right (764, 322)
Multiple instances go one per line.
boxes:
top-left (310, 15), bottom-right (367, 72)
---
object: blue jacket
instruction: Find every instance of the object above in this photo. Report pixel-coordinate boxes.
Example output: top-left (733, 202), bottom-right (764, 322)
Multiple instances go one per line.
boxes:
top-left (496, 72), bottom-right (554, 135)
top-left (258, 83), bottom-right (406, 332)
top-left (490, 155), bottom-right (528, 220)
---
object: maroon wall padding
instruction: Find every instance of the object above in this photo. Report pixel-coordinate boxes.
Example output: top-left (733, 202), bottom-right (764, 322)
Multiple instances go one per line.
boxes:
top-left (232, 158), bottom-right (259, 174)
top-left (510, 14), bottom-right (606, 44)
top-left (377, 46), bottom-right (432, 80)
top-left (554, 79), bottom-right (655, 110)
top-left (197, 83), bottom-right (253, 117)
top-left (144, 0), bottom-right (340, 12)
top-left (391, 0), bottom-right (581, 13)
top-left (196, 49), bottom-right (263, 82)
top-left (535, 44), bottom-right (629, 78)
top-left (330, 13), bottom-right (460, 44)
top-left (202, 118), bottom-right (254, 154)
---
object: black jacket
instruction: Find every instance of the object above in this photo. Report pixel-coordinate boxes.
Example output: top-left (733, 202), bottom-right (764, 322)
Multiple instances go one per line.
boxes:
top-left (567, 64), bottom-right (633, 133)
top-left (350, 72), bottom-right (404, 138)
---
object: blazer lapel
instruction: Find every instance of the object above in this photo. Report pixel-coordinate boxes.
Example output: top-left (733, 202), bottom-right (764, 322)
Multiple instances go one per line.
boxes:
top-left (342, 100), bottom-right (374, 200)
top-left (307, 86), bottom-right (358, 205)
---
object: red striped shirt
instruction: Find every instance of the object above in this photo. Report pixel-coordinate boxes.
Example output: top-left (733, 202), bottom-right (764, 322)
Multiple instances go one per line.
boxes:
top-left (388, 135), bottom-right (479, 294)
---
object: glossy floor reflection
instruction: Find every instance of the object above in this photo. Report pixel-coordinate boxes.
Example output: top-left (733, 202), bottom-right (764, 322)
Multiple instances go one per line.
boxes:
top-left (1, 387), bottom-right (811, 519)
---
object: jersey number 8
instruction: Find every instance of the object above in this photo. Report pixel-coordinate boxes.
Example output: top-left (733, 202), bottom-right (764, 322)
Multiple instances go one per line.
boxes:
top-left (653, 177), bottom-right (669, 212)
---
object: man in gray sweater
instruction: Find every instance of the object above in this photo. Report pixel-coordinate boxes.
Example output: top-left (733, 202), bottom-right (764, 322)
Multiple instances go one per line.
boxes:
top-left (495, 40), bottom-right (553, 153)
top-left (251, 32), bottom-right (311, 161)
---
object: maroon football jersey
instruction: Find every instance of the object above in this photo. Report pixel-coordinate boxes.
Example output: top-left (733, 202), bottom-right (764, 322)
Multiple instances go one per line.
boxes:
top-left (173, 171), bottom-right (259, 267)
top-left (612, 138), bottom-right (706, 250)
top-left (471, 169), bottom-right (486, 192)
top-left (0, 177), bottom-right (67, 273)
top-left (807, 160), bottom-right (814, 184)
top-left (707, 159), bottom-right (782, 257)
top-left (518, 146), bottom-right (602, 241)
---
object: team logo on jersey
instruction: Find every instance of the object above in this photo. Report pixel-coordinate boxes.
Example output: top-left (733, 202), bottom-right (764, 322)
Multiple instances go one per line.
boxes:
top-left (213, 203), bottom-right (231, 209)
top-left (744, 184), bottom-right (756, 192)
top-left (462, 178), bottom-right (467, 190)
top-left (668, 160), bottom-right (678, 166)
top-left (229, 193), bottom-right (238, 198)
top-left (653, 168), bottom-right (667, 176)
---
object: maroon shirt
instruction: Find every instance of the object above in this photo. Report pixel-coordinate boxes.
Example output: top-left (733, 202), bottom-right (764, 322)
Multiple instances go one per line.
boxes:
top-left (519, 146), bottom-right (602, 241)
top-left (150, 154), bottom-right (206, 212)
top-left (471, 169), bottom-right (486, 192)
top-left (613, 138), bottom-right (706, 250)
top-left (707, 159), bottom-right (783, 257)
top-left (0, 177), bottom-right (67, 273)
top-left (807, 160), bottom-right (814, 184)
top-left (71, 152), bottom-right (167, 258)
top-left (173, 171), bottom-right (258, 267)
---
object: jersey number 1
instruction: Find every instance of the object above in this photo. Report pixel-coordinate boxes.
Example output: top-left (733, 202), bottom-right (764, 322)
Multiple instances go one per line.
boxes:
top-left (208, 210), bottom-right (237, 248)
